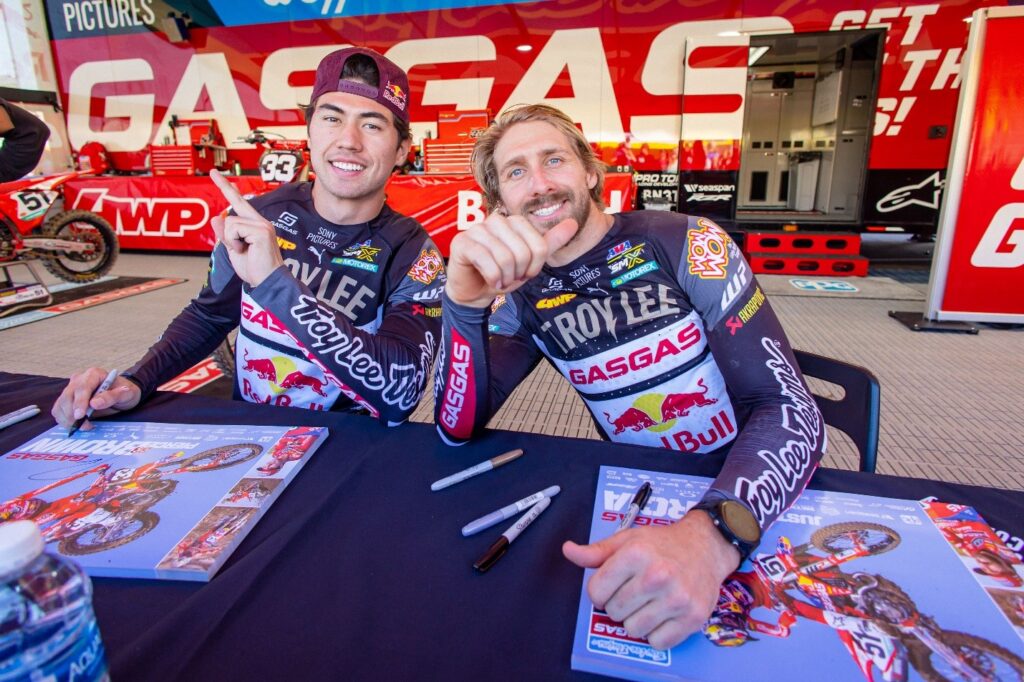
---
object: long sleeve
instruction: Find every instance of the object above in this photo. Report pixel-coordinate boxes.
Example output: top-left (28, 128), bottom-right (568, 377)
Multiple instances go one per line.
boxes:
top-left (675, 220), bottom-right (826, 531)
top-left (434, 292), bottom-right (541, 445)
top-left (249, 252), bottom-right (441, 424)
top-left (124, 244), bottom-right (241, 400)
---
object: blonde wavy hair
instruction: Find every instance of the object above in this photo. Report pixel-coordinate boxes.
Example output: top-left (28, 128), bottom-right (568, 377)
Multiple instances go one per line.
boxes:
top-left (471, 104), bottom-right (605, 210)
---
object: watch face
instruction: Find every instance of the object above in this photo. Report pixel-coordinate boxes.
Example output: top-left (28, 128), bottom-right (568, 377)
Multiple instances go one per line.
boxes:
top-left (721, 501), bottom-right (761, 543)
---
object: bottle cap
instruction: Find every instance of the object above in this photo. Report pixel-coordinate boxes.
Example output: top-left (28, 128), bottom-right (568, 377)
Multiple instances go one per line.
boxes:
top-left (0, 520), bottom-right (45, 576)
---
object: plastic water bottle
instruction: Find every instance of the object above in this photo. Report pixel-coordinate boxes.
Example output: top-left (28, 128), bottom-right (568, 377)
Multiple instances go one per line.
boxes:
top-left (0, 521), bottom-right (109, 681)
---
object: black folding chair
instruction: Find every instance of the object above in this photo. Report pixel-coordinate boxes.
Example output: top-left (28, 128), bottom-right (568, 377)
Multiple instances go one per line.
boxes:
top-left (793, 350), bottom-right (880, 473)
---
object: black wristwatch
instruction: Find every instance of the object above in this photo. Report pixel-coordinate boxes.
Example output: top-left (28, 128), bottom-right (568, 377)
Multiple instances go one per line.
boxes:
top-left (693, 497), bottom-right (762, 564)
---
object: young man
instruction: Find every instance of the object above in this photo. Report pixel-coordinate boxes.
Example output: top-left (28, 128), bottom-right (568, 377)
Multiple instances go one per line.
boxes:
top-left (0, 98), bottom-right (50, 181)
top-left (435, 104), bottom-right (825, 649)
top-left (52, 47), bottom-right (444, 427)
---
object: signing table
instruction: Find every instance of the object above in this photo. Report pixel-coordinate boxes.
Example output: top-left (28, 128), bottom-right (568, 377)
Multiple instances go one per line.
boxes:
top-left (1, 372), bottom-right (1022, 680)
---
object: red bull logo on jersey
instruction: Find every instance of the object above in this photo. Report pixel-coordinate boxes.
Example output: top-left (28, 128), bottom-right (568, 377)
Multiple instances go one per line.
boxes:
top-left (660, 379), bottom-right (718, 420)
top-left (239, 346), bottom-right (333, 408)
top-left (597, 372), bottom-right (736, 453)
top-left (603, 380), bottom-right (720, 436)
top-left (278, 370), bottom-right (329, 397)
top-left (243, 348), bottom-right (278, 381)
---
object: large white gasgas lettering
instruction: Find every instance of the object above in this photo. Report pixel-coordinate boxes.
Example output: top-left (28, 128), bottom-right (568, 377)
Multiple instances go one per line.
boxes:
top-left (67, 59), bottom-right (155, 150)
top-left (65, 17), bottom-right (794, 155)
top-left (67, 54), bottom-right (249, 152)
top-left (971, 204), bottom-right (1024, 268)
top-left (158, 53), bottom-right (249, 148)
top-left (503, 28), bottom-right (623, 140)
top-left (971, 156), bottom-right (1024, 269)
top-left (634, 17), bottom-right (792, 143)
top-left (259, 44), bottom-right (342, 139)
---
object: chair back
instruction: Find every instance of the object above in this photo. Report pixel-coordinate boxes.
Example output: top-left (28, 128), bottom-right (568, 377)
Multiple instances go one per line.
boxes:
top-left (793, 350), bottom-right (880, 473)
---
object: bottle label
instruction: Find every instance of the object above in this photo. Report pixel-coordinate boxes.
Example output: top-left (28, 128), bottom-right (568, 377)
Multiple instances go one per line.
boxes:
top-left (37, 616), bottom-right (108, 682)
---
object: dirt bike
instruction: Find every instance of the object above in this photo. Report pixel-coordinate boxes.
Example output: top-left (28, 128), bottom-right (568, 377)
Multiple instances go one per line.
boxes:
top-left (0, 443), bottom-right (263, 555)
top-left (705, 521), bottom-right (1024, 681)
top-left (168, 507), bottom-right (255, 568)
top-left (243, 128), bottom-right (310, 184)
top-left (0, 169), bottom-right (119, 283)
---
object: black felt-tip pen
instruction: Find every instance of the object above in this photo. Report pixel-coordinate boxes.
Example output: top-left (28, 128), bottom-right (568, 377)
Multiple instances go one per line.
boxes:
top-left (473, 496), bottom-right (552, 573)
top-left (618, 481), bottom-right (653, 531)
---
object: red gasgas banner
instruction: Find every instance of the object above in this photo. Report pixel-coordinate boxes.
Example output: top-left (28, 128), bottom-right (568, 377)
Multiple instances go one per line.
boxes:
top-left (45, 0), bottom-right (1006, 175)
top-left (63, 173), bottom-right (634, 255)
top-left (935, 11), bottom-right (1024, 320)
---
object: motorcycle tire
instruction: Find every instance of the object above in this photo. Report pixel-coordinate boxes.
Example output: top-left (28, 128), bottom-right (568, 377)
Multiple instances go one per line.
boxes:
top-left (907, 630), bottom-right (1024, 681)
top-left (123, 478), bottom-right (178, 511)
top-left (59, 510), bottom-right (160, 555)
top-left (177, 443), bottom-right (263, 472)
top-left (811, 521), bottom-right (901, 556)
top-left (40, 209), bottom-right (119, 282)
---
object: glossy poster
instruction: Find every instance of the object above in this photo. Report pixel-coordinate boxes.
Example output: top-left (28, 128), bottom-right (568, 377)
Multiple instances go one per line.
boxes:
top-left (571, 466), bottom-right (1024, 681)
top-left (0, 421), bottom-right (328, 581)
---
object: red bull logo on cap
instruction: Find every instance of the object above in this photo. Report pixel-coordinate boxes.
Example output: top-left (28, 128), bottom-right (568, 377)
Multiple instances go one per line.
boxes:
top-left (383, 81), bottom-right (407, 111)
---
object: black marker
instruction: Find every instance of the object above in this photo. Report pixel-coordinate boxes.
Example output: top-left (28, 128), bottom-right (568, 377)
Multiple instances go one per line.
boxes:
top-left (473, 496), bottom-right (552, 573)
top-left (618, 481), bottom-right (653, 531)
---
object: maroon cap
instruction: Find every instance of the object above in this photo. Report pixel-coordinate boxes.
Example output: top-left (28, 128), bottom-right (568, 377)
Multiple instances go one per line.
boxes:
top-left (309, 47), bottom-right (410, 125)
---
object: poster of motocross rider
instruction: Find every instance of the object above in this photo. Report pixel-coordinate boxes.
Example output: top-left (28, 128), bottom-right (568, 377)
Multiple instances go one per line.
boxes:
top-left (0, 421), bottom-right (327, 581)
top-left (571, 466), bottom-right (1024, 681)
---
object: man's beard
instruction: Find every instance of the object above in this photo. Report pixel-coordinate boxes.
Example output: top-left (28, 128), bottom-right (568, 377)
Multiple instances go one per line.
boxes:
top-left (522, 190), bottom-right (592, 239)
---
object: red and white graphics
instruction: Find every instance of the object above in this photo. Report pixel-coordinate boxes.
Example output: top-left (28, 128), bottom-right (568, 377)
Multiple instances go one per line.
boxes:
top-left (236, 295), bottom-right (342, 411)
top-left (544, 312), bottom-right (737, 453)
top-left (930, 9), bottom-right (1024, 321)
top-left (437, 329), bottom-right (476, 440)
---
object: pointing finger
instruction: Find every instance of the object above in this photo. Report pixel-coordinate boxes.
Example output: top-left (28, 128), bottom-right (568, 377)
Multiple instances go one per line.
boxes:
top-left (210, 169), bottom-right (262, 221)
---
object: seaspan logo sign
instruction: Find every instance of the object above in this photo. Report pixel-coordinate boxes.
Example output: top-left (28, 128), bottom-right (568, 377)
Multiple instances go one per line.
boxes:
top-left (683, 184), bottom-right (735, 202)
top-left (71, 188), bottom-right (209, 237)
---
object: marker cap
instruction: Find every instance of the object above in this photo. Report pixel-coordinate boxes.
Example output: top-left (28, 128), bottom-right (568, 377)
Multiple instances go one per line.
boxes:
top-left (473, 536), bottom-right (509, 573)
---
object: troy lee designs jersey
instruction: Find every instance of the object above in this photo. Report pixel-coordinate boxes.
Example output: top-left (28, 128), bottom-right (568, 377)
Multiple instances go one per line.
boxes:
top-left (126, 182), bottom-right (444, 425)
top-left (435, 211), bottom-right (826, 530)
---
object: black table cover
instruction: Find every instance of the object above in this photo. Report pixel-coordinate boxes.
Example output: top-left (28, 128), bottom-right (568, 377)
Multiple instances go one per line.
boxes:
top-left (1, 372), bottom-right (1020, 681)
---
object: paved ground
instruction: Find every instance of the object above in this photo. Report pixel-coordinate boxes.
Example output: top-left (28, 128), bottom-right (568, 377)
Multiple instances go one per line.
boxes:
top-left (3, 235), bottom-right (1021, 491)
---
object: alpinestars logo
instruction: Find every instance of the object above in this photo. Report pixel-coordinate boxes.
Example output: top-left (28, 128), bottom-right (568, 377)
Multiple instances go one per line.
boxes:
top-left (876, 172), bottom-right (944, 213)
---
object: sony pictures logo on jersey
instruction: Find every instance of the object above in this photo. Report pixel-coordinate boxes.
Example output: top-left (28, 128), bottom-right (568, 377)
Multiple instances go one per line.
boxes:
top-left (571, 264), bottom-right (602, 288)
top-left (306, 226), bottom-right (340, 250)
